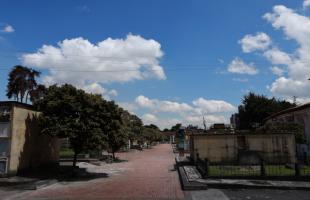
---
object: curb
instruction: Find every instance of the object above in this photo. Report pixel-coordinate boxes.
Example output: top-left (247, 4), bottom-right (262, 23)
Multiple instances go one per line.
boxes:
top-left (178, 167), bottom-right (208, 191)
top-left (203, 181), bottom-right (310, 191)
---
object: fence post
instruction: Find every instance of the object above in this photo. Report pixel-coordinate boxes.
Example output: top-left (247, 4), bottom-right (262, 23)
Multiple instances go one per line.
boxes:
top-left (295, 162), bottom-right (300, 177)
top-left (304, 152), bottom-right (308, 165)
top-left (196, 152), bottom-right (200, 164)
top-left (260, 159), bottom-right (266, 177)
top-left (204, 158), bottom-right (209, 178)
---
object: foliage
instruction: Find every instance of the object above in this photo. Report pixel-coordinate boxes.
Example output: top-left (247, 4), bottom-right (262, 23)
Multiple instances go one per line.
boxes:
top-left (6, 65), bottom-right (41, 103)
top-left (141, 125), bottom-right (164, 146)
top-left (256, 122), bottom-right (306, 143)
top-left (170, 123), bottom-right (182, 132)
top-left (238, 92), bottom-right (295, 130)
top-left (103, 102), bottom-right (128, 159)
top-left (34, 84), bottom-right (107, 167)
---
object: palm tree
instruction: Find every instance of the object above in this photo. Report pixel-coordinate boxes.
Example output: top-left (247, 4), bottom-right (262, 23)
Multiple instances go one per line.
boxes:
top-left (6, 65), bottom-right (41, 103)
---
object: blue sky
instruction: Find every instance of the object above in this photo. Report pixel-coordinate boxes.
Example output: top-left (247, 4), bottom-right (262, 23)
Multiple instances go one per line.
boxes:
top-left (0, 0), bottom-right (309, 129)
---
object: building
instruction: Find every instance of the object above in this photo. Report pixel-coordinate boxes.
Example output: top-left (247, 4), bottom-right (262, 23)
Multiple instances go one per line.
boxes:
top-left (0, 101), bottom-right (59, 176)
top-left (265, 103), bottom-right (310, 157)
top-left (230, 113), bottom-right (240, 129)
top-left (190, 132), bottom-right (296, 164)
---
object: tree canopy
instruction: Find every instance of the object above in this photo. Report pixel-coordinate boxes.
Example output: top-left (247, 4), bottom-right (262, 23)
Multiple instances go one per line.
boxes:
top-left (6, 65), bottom-right (42, 103)
top-left (238, 92), bottom-right (295, 130)
top-left (34, 84), bottom-right (108, 166)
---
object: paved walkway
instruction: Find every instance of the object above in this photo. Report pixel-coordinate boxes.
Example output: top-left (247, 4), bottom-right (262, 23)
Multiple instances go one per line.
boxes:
top-left (13, 144), bottom-right (184, 200)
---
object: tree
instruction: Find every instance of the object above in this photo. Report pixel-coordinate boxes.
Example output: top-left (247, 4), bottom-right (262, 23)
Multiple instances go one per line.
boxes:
top-left (121, 110), bottom-right (143, 145)
top-left (29, 84), bottom-right (47, 103)
top-left (6, 65), bottom-right (41, 103)
top-left (104, 102), bottom-right (128, 159)
top-left (34, 84), bottom-right (107, 167)
top-left (141, 125), bottom-right (164, 146)
top-left (238, 92), bottom-right (295, 130)
top-left (170, 123), bottom-right (182, 132)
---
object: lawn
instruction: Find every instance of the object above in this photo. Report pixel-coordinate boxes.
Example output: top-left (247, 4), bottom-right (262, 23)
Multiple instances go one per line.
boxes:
top-left (208, 165), bottom-right (310, 177)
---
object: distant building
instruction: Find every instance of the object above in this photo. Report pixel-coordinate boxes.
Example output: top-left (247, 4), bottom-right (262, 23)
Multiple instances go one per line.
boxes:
top-left (230, 113), bottom-right (240, 129)
top-left (190, 132), bottom-right (296, 164)
top-left (0, 101), bottom-right (59, 176)
top-left (265, 102), bottom-right (310, 157)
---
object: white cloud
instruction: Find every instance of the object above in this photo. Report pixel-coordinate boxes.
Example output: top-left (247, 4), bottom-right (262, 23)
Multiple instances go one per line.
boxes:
top-left (140, 112), bottom-right (229, 130)
top-left (141, 113), bottom-right (158, 125)
top-left (269, 77), bottom-right (310, 97)
top-left (1, 25), bottom-right (14, 33)
top-left (239, 32), bottom-right (271, 53)
top-left (227, 58), bottom-right (259, 75)
top-left (108, 89), bottom-right (118, 97)
top-left (263, 5), bottom-right (310, 99)
top-left (270, 66), bottom-right (285, 76)
top-left (79, 82), bottom-right (117, 100)
top-left (21, 34), bottom-right (165, 95)
top-left (304, 0), bottom-right (310, 9)
top-left (263, 48), bottom-right (292, 65)
top-left (135, 95), bottom-right (193, 114)
top-left (118, 102), bottom-right (138, 114)
top-left (135, 95), bottom-right (236, 129)
top-left (192, 98), bottom-right (236, 114)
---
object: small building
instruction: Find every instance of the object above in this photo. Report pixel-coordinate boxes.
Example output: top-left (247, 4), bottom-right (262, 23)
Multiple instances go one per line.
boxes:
top-left (265, 103), bottom-right (310, 157)
top-left (0, 101), bottom-right (59, 176)
top-left (190, 133), bottom-right (296, 164)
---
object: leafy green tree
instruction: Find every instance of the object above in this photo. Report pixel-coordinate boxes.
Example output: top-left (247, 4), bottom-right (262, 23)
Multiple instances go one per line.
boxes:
top-left (170, 123), bottom-right (182, 132)
top-left (238, 92), bottom-right (295, 130)
top-left (141, 125), bottom-right (164, 146)
top-left (104, 102), bottom-right (128, 159)
top-left (6, 65), bottom-right (40, 103)
top-left (34, 84), bottom-right (107, 167)
top-left (121, 110), bottom-right (143, 145)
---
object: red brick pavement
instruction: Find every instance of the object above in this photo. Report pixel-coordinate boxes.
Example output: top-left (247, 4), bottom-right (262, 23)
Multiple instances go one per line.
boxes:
top-left (21, 144), bottom-right (185, 200)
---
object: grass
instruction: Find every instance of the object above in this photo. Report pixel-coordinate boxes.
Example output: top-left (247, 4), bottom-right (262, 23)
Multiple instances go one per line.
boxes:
top-left (60, 148), bottom-right (75, 157)
top-left (208, 165), bottom-right (310, 177)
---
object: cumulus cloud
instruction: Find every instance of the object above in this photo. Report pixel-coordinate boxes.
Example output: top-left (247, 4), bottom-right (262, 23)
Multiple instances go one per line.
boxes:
top-left (141, 114), bottom-right (182, 129)
top-left (135, 95), bottom-right (193, 114)
top-left (270, 66), bottom-right (285, 76)
top-left (304, 0), bottom-right (310, 9)
top-left (263, 48), bottom-right (292, 65)
top-left (1, 25), bottom-right (14, 33)
top-left (239, 32), bottom-right (271, 53)
top-left (262, 5), bottom-right (310, 100)
top-left (192, 98), bottom-right (236, 114)
top-left (135, 95), bottom-right (236, 129)
top-left (21, 34), bottom-right (165, 96)
top-left (227, 58), bottom-right (259, 75)
top-left (269, 77), bottom-right (310, 97)
top-left (140, 112), bottom-right (229, 130)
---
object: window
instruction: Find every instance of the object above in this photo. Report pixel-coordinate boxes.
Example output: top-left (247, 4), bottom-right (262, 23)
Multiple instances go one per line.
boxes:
top-left (0, 123), bottom-right (10, 137)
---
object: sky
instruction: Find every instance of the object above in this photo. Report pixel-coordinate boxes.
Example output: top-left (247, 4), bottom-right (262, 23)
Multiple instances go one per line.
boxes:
top-left (0, 0), bottom-right (310, 129)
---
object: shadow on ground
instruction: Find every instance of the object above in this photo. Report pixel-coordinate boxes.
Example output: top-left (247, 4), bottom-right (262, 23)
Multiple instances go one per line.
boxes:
top-left (17, 165), bottom-right (109, 182)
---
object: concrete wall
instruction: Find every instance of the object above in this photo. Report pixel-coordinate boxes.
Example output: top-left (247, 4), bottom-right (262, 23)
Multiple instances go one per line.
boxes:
top-left (8, 106), bottom-right (59, 175)
top-left (191, 133), bottom-right (296, 164)
top-left (266, 108), bottom-right (310, 143)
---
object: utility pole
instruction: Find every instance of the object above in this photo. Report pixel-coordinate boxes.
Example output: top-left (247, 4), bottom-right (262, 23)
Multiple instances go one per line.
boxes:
top-left (203, 116), bottom-right (207, 131)
top-left (293, 96), bottom-right (297, 105)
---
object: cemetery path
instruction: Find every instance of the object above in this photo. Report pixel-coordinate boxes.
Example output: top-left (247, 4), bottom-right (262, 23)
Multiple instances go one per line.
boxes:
top-left (17, 144), bottom-right (185, 200)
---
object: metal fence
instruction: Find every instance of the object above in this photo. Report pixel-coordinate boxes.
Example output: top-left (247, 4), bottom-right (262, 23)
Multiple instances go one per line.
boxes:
top-left (195, 153), bottom-right (310, 178)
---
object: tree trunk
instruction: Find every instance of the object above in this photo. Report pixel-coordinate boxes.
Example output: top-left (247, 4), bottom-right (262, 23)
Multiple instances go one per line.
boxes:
top-left (112, 151), bottom-right (115, 160)
top-left (73, 151), bottom-right (78, 168)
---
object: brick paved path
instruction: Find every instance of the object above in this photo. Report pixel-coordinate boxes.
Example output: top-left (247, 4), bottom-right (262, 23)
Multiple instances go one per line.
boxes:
top-left (18, 144), bottom-right (184, 200)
